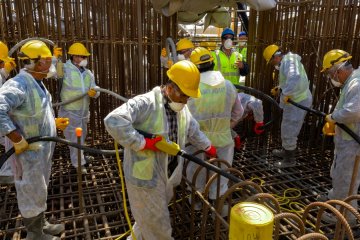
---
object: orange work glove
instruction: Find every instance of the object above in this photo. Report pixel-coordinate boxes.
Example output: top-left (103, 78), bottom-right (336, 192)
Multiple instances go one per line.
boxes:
top-left (87, 88), bottom-right (97, 97)
top-left (142, 136), bottom-right (162, 151)
top-left (254, 122), bottom-right (265, 135)
top-left (322, 122), bottom-right (335, 136)
top-left (283, 95), bottom-right (291, 104)
top-left (205, 145), bottom-right (217, 158)
top-left (55, 118), bottom-right (69, 131)
top-left (161, 48), bottom-right (167, 57)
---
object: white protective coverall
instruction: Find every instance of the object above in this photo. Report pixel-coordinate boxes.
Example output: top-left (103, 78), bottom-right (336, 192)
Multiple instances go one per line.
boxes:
top-left (238, 92), bottom-right (264, 122)
top-left (186, 71), bottom-right (243, 199)
top-left (328, 68), bottom-right (360, 212)
top-left (58, 60), bottom-right (99, 167)
top-left (104, 86), bottom-right (211, 240)
top-left (0, 70), bottom-right (14, 178)
top-left (278, 53), bottom-right (312, 150)
top-left (0, 69), bottom-right (56, 218)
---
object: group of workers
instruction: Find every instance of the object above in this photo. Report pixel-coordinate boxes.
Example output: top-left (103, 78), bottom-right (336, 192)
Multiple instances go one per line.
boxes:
top-left (0, 26), bottom-right (358, 239)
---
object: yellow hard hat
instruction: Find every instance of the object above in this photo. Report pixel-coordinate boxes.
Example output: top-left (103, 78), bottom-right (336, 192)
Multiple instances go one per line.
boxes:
top-left (176, 39), bottom-right (195, 52)
top-left (18, 40), bottom-right (52, 60)
top-left (0, 41), bottom-right (11, 62)
top-left (199, 42), bottom-right (217, 51)
top-left (190, 47), bottom-right (214, 65)
top-left (263, 44), bottom-right (280, 64)
top-left (321, 49), bottom-right (352, 72)
top-left (167, 60), bottom-right (201, 98)
top-left (68, 42), bottom-right (90, 56)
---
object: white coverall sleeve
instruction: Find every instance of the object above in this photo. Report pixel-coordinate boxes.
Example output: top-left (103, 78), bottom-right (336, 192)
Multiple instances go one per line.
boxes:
top-left (332, 80), bottom-right (360, 124)
top-left (230, 84), bottom-right (243, 123)
top-left (248, 98), bottom-right (264, 123)
top-left (281, 58), bottom-right (301, 97)
top-left (187, 116), bottom-right (212, 151)
top-left (0, 80), bottom-right (26, 136)
top-left (89, 70), bottom-right (100, 99)
top-left (104, 96), bottom-right (153, 151)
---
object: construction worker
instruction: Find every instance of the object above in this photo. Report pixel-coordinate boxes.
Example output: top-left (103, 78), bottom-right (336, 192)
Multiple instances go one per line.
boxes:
top-left (104, 60), bottom-right (217, 240)
top-left (237, 31), bottom-right (248, 62)
top-left (232, 93), bottom-right (264, 151)
top-left (263, 44), bottom-right (312, 167)
top-left (160, 38), bottom-right (195, 68)
top-left (0, 40), bottom-right (68, 239)
top-left (186, 47), bottom-right (243, 213)
top-left (319, 49), bottom-right (359, 224)
top-left (57, 42), bottom-right (99, 174)
top-left (211, 28), bottom-right (249, 86)
top-left (0, 41), bottom-right (17, 184)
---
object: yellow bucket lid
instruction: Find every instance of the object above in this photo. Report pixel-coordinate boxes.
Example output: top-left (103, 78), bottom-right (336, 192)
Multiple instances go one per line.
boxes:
top-left (231, 202), bottom-right (274, 226)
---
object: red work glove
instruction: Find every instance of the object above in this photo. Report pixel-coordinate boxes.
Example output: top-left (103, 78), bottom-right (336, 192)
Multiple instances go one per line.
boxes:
top-left (254, 122), bottom-right (264, 135)
top-left (142, 137), bottom-right (162, 151)
top-left (205, 145), bottom-right (217, 158)
top-left (234, 135), bottom-right (242, 151)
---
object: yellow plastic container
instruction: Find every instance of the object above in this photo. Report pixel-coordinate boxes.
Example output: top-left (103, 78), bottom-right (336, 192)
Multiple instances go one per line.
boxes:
top-left (229, 202), bottom-right (274, 240)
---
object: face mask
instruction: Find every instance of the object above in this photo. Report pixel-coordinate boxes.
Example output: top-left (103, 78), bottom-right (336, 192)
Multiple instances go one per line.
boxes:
top-left (274, 64), bottom-right (280, 70)
top-left (0, 68), bottom-right (9, 79)
top-left (169, 101), bottom-right (185, 112)
top-left (79, 59), bottom-right (88, 67)
top-left (177, 54), bottom-right (186, 61)
top-left (168, 94), bottom-right (185, 112)
top-left (46, 64), bottom-right (57, 78)
top-left (224, 39), bottom-right (233, 49)
top-left (330, 79), bottom-right (342, 87)
top-left (238, 41), bottom-right (246, 47)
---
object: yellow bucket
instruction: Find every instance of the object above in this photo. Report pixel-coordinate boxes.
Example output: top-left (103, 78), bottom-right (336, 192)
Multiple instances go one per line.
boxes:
top-left (229, 202), bottom-right (274, 240)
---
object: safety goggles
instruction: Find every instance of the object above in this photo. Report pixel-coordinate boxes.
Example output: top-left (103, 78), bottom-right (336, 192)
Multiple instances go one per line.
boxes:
top-left (74, 55), bottom-right (88, 59)
top-left (222, 36), bottom-right (234, 41)
top-left (178, 48), bottom-right (193, 55)
top-left (172, 83), bottom-right (189, 99)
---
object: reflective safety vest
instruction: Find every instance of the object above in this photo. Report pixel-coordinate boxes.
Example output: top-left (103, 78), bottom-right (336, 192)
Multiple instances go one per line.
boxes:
top-left (10, 71), bottom-right (56, 138)
top-left (187, 71), bottom-right (236, 147)
top-left (279, 53), bottom-right (309, 103)
top-left (212, 49), bottom-right (242, 86)
top-left (335, 69), bottom-right (360, 141)
top-left (239, 47), bottom-right (247, 62)
top-left (126, 87), bottom-right (189, 188)
top-left (60, 60), bottom-right (94, 111)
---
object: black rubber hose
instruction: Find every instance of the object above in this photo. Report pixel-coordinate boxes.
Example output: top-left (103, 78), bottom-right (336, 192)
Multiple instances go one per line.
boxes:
top-left (233, 84), bottom-right (282, 129)
top-left (287, 98), bottom-right (360, 145)
top-left (0, 136), bottom-right (117, 168)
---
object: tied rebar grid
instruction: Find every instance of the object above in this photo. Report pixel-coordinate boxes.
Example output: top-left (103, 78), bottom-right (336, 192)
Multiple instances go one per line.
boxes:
top-left (0, 133), bottom-right (358, 240)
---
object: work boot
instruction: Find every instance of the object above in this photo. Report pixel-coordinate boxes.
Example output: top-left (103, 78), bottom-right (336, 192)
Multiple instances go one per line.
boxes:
top-left (0, 176), bottom-right (14, 185)
top-left (43, 219), bottom-right (65, 235)
top-left (272, 148), bottom-right (296, 168)
top-left (23, 212), bottom-right (60, 240)
top-left (84, 155), bottom-right (94, 162)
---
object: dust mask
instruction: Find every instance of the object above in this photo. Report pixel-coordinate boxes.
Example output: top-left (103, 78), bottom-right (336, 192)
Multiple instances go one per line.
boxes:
top-left (330, 79), bottom-right (342, 87)
top-left (168, 95), bottom-right (185, 112)
top-left (46, 64), bottom-right (57, 78)
top-left (177, 54), bottom-right (186, 61)
top-left (79, 59), bottom-right (88, 67)
top-left (275, 64), bottom-right (280, 70)
top-left (0, 68), bottom-right (9, 79)
top-left (224, 39), bottom-right (233, 49)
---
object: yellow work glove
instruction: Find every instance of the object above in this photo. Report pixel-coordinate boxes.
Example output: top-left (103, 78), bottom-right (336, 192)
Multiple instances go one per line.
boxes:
top-left (270, 86), bottom-right (280, 97)
top-left (283, 95), bottom-right (291, 104)
top-left (325, 114), bottom-right (336, 124)
top-left (13, 136), bottom-right (29, 155)
top-left (88, 88), bottom-right (97, 97)
top-left (53, 47), bottom-right (63, 58)
top-left (322, 122), bottom-right (335, 136)
top-left (161, 48), bottom-right (167, 57)
top-left (4, 58), bottom-right (16, 73)
top-left (55, 118), bottom-right (69, 131)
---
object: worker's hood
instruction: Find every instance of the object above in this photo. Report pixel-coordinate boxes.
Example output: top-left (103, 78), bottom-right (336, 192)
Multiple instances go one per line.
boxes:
top-left (200, 71), bottom-right (225, 86)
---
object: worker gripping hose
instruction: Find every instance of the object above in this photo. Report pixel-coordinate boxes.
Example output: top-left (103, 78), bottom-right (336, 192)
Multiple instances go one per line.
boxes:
top-left (286, 98), bottom-right (360, 144)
